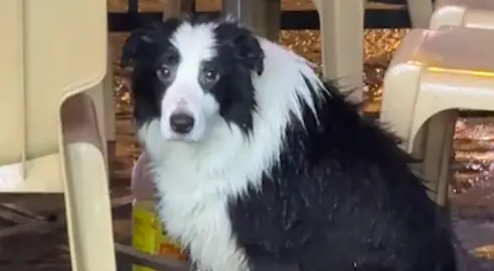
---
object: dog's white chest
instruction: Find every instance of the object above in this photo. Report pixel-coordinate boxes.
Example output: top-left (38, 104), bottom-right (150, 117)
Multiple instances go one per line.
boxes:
top-left (154, 173), bottom-right (249, 271)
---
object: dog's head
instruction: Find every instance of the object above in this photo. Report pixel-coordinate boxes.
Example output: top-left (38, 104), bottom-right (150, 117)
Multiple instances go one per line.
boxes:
top-left (122, 16), bottom-right (265, 143)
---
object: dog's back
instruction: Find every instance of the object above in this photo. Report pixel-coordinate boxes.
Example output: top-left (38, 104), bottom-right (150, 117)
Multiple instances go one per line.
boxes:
top-left (229, 82), bottom-right (457, 271)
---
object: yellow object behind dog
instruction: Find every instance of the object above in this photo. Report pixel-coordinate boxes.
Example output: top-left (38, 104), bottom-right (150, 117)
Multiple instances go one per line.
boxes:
top-left (132, 153), bottom-right (186, 271)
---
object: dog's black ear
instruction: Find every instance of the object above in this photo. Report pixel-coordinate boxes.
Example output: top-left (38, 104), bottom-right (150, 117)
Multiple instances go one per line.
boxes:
top-left (216, 22), bottom-right (265, 75)
top-left (233, 28), bottom-right (265, 75)
top-left (120, 29), bottom-right (156, 67)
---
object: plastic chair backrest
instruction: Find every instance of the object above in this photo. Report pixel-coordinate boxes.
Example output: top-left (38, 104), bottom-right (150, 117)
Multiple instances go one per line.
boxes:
top-left (409, 27), bottom-right (494, 71)
top-left (435, 0), bottom-right (494, 10)
top-left (0, 0), bottom-right (107, 169)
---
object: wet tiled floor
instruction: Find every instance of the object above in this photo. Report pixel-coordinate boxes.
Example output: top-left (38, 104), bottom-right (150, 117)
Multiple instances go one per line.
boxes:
top-left (0, 0), bottom-right (493, 270)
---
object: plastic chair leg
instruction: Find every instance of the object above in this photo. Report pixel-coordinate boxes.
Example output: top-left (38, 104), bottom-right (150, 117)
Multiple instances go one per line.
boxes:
top-left (222, 0), bottom-right (281, 41)
top-left (104, 46), bottom-right (116, 175)
top-left (161, 0), bottom-right (195, 20)
top-left (317, 0), bottom-right (365, 102)
top-left (86, 46), bottom-right (115, 175)
top-left (420, 110), bottom-right (458, 205)
top-left (406, 0), bottom-right (434, 28)
top-left (63, 142), bottom-right (116, 271)
top-left (60, 95), bottom-right (116, 271)
top-left (104, 46), bottom-right (116, 145)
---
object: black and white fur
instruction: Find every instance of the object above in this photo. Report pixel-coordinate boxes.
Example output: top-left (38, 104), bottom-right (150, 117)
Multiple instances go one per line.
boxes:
top-left (122, 15), bottom-right (457, 271)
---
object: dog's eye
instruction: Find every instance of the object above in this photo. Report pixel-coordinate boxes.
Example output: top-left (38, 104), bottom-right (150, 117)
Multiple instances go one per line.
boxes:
top-left (204, 69), bottom-right (219, 83)
top-left (157, 66), bottom-right (172, 81)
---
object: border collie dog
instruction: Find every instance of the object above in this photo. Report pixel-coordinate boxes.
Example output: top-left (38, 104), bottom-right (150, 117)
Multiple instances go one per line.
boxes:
top-left (122, 15), bottom-right (457, 271)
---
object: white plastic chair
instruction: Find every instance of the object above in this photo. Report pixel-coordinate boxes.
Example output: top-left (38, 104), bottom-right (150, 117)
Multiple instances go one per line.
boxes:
top-left (380, 27), bottom-right (494, 205)
top-left (0, 0), bottom-right (116, 270)
top-left (381, 0), bottom-right (494, 206)
top-left (431, 0), bottom-right (494, 30)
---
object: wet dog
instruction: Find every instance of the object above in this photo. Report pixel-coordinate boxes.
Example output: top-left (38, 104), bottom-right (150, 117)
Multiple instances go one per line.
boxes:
top-left (122, 15), bottom-right (457, 271)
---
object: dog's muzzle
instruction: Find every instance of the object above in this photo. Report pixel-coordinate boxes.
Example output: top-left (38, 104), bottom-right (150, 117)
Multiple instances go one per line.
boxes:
top-left (160, 93), bottom-right (211, 142)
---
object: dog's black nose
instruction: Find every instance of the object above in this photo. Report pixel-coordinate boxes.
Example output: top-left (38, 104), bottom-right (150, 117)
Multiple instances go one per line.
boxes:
top-left (170, 113), bottom-right (195, 134)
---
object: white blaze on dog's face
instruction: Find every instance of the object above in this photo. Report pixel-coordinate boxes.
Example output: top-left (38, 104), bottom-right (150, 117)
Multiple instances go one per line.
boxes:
top-left (122, 17), bottom-right (265, 144)
top-left (159, 23), bottom-right (219, 142)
